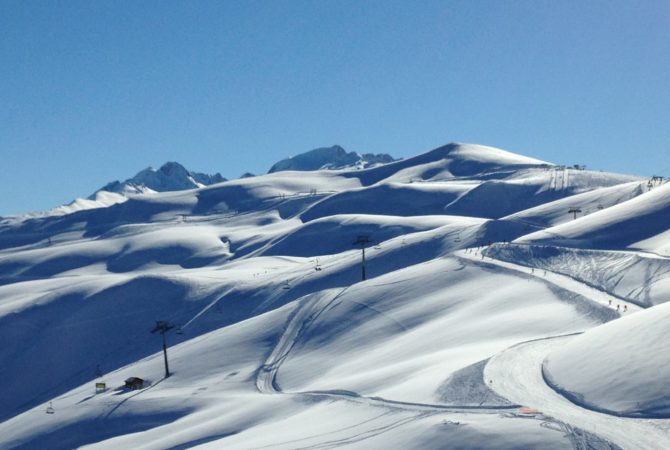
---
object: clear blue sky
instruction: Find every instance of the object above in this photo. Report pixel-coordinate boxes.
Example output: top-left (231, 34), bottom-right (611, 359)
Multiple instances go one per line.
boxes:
top-left (1, 0), bottom-right (669, 215)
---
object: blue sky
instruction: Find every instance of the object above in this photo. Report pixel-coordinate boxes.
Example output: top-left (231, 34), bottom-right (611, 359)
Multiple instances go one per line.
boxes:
top-left (1, 0), bottom-right (669, 215)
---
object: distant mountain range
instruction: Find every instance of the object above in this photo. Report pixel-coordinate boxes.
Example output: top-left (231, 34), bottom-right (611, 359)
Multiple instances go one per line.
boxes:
top-left (95, 161), bottom-right (227, 197)
top-left (267, 145), bottom-right (396, 173)
top-left (92, 145), bottom-right (396, 199)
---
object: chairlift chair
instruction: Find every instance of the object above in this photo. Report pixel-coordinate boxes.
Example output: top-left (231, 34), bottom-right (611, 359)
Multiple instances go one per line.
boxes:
top-left (282, 280), bottom-right (291, 290)
top-left (176, 326), bottom-right (183, 335)
top-left (46, 402), bottom-right (55, 414)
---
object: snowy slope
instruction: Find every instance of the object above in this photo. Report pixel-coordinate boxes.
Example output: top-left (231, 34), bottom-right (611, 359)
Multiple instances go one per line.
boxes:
top-left (0, 142), bottom-right (667, 450)
top-left (516, 181), bottom-right (670, 252)
top-left (486, 244), bottom-right (670, 307)
top-left (544, 301), bottom-right (670, 418)
top-left (351, 142), bottom-right (553, 186)
top-left (500, 180), bottom-right (645, 230)
top-left (473, 180), bottom-right (670, 310)
top-left (0, 253), bottom-right (611, 449)
top-left (1, 295), bottom-right (589, 450)
top-left (5, 163), bottom-right (226, 222)
top-left (274, 257), bottom-right (610, 403)
top-left (13, 191), bottom-right (132, 220)
top-left (300, 182), bottom-right (474, 221)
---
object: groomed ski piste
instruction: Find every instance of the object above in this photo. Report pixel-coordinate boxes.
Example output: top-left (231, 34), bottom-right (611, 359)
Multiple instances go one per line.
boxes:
top-left (1, 143), bottom-right (668, 449)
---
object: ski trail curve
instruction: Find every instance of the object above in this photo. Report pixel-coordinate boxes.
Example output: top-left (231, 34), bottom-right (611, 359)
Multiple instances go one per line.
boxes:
top-left (457, 248), bottom-right (665, 448)
top-left (256, 287), bottom-right (349, 394)
top-left (256, 285), bottom-right (518, 414)
top-left (484, 336), bottom-right (670, 450)
top-left (456, 249), bottom-right (642, 314)
top-left (253, 256), bottom-right (630, 448)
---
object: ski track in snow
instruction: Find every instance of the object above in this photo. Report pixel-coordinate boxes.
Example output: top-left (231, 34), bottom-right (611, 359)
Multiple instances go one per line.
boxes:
top-left (457, 248), bottom-right (670, 449)
top-left (255, 285), bottom-right (517, 413)
top-left (253, 270), bottom-right (631, 449)
top-left (485, 336), bottom-right (670, 450)
top-left (456, 248), bottom-right (642, 314)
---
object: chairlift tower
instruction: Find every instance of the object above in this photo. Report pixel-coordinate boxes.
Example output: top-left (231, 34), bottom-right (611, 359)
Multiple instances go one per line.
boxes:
top-left (568, 207), bottom-right (582, 220)
top-left (353, 235), bottom-right (371, 281)
top-left (650, 175), bottom-right (665, 188)
top-left (151, 320), bottom-right (175, 378)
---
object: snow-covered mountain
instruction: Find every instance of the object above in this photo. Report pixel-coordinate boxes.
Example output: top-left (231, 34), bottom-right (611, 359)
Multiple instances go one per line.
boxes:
top-left (268, 145), bottom-right (396, 173)
top-left (1, 142), bottom-right (668, 450)
top-left (17, 147), bottom-right (392, 220)
top-left (96, 161), bottom-right (226, 196)
top-left (14, 162), bottom-right (229, 219)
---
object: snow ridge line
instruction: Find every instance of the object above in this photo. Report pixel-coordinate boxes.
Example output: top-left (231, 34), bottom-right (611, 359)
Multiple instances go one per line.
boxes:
top-left (540, 364), bottom-right (670, 420)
